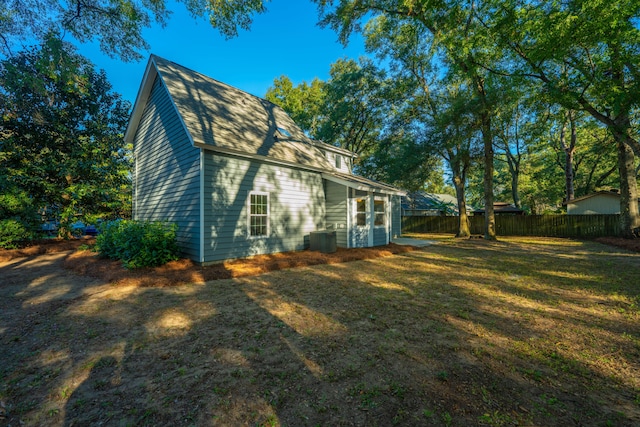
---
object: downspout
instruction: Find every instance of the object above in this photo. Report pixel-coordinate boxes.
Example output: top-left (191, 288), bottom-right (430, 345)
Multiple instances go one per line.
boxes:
top-left (200, 148), bottom-right (205, 264)
top-left (346, 185), bottom-right (351, 248)
top-left (386, 194), bottom-right (391, 244)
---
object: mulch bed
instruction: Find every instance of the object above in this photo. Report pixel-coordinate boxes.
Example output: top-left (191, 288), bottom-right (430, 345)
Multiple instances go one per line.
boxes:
top-left (0, 239), bottom-right (416, 287)
top-left (594, 236), bottom-right (640, 253)
top-left (61, 243), bottom-right (418, 287)
top-left (3, 235), bottom-right (637, 288)
top-left (0, 237), bottom-right (95, 262)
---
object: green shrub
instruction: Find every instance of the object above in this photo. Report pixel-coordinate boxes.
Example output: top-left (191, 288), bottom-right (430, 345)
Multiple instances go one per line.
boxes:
top-left (0, 189), bottom-right (38, 247)
top-left (95, 220), bottom-right (180, 268)
top-left (0, 219), bottom-right (33, 249)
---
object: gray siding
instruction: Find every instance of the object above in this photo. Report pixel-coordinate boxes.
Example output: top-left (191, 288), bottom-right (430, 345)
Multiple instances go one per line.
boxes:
top-left (392, 195), bottom-right (402, 238)
top-left (133, 76), bottom-right (201, 260)
top-left (325, 180), bottom-right (348, 247)
top-left (203, 152), bottom-right (325, 262)
top-left (373, 227), bottom-right (387, 246)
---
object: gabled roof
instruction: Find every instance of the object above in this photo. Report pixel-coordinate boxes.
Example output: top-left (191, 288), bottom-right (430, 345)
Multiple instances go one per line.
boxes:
top-left (126, 55), bottom-right (402, 194)
top-left (126, 55), bottom-right (333, 171)
top-left (402, 192), bottom-right (459, 212)
top-left (473, 202), bottom-right (525, 214)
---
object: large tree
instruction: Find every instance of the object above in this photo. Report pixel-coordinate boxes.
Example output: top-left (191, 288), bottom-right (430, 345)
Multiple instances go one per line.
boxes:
top-left (316, 58), bottom-right (390, 157)
top-left (363, 14), bottom-right (478, 236)
top-left (265, 75), bottom-right (325, 136)
top-left (1, 0), bottom-right (268, 61)
top-left (316, 0), bottom-right (502, 239)
top-left (0, 34), bottom-right (131, 236)
top-left (472, 0), bottom-right (640, 236)
top-left (315, 0), bottom-right (640, 237)
top-left (267, 58), bottom-right (393, 160)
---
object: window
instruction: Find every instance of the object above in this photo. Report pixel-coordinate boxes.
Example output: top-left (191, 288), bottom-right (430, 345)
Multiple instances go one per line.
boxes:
top-left (249, 192), bottom-right (269, 237)
top-left (277, 126), bottom-right (291, 137)
top-left (374, 199), bottom-right (386, 226)
top-left (356, 198), bottom-right (366, 226)
top-left (335, 154), bottom-right (342, 169)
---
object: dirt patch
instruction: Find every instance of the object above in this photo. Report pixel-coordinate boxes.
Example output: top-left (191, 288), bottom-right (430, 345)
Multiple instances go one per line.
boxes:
top-left (595, 236), bottom-right (640, 252)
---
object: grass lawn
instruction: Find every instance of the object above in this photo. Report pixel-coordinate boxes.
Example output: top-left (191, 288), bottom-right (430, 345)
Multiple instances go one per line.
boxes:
top-left (1, 234), bottom-right (639, 426)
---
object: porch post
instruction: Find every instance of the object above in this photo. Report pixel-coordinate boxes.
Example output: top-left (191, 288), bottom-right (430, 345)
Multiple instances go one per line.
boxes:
top-left (368, 192), bottom-right (374, 247)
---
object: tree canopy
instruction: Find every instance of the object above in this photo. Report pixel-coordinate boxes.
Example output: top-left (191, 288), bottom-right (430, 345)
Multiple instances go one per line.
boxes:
top-left (313, 0), bottom-right (640, 237)
top-left (1, 0), bottom-right (268, 61)
top-left (0, 34), bottom-right (132, 236)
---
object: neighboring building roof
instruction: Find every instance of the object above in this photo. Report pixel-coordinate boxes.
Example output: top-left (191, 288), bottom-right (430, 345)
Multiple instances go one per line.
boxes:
top-left (402, 192), bottom-right (459, 213)
top-left (125, 55), bottom-right (401, 195)
top-left (473, 202), bottom-right (525, 215)
top-left (564, 190), bottom-right (621, 205)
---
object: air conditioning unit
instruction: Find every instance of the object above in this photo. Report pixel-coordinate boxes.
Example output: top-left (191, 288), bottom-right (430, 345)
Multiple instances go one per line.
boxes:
top-left (309, 230), bottom-right (337, 253)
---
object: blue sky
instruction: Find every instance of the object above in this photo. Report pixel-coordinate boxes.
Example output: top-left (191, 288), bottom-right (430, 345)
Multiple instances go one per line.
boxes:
top-left (75, 1), bottom-right (368, 104)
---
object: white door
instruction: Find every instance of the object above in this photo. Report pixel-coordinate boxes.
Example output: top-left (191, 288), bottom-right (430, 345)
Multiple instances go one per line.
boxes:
top-left (352, 193), bottom-right (374, 247)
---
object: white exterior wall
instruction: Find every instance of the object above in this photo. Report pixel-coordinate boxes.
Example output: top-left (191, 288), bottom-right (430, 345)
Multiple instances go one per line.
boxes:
top-left (567, 194), bottom-right (621, 215)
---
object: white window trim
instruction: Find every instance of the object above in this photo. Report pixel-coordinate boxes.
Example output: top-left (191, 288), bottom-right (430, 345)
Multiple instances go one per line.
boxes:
top-left (373, 196), bottom-right (387, 228)
top-left (355, 196), bottom-right (368, 228)
top-left (247, 191), bottom-right (270, 239)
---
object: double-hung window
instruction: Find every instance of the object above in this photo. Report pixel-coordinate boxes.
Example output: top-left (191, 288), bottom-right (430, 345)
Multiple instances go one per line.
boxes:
top-left (374, 199), bottom-right (386, 226)
top-left (249, 192), bottom-right (269, 237)
top-left (356, 198), bottom-right (367, 226)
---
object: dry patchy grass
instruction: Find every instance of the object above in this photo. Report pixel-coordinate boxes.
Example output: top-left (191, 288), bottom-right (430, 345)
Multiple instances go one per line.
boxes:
top-left (1, 235), bottom-right (639, 426)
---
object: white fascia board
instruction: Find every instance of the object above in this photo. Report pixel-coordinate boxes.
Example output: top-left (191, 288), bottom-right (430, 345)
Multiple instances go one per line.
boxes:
top-left (312, 141), bottom-right (358, 158)
top-left (155, 67), bottom-right (197, 149)
top-left (193, 141), bottom-right (328, 174)
top-left (321, 173), bottom-right (406, 196)
top-left (125, 56), bottom-right (197, 150)
top-left (124, 57), bottom-right (157, 144)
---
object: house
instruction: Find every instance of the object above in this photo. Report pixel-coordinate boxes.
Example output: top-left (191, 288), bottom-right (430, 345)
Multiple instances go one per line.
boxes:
top-left (401, 192), bottom-right (461, 216)
top-left (125, 56), bottom-right (404, 264)
top-left (472, 202), bottom-right (525, 216)
top-left (565, 190), bottom-right (638, 215)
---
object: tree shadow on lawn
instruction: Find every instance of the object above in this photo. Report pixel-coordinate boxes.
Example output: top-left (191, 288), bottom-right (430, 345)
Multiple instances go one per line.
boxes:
top-left (1, 239), bottom-right (639, 426)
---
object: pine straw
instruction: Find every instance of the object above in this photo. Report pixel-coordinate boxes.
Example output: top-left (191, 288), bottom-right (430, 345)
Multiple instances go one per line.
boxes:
top-left (595, 236), bottom-right (640, 253)
top-left (62, 244), bottom-right (418, 287)
top-left (0, 237), bottom-right (95, 262)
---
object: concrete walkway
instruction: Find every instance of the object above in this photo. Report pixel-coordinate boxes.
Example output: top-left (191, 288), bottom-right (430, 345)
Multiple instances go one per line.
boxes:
top-left (391, 237), bottom-right (436, 247)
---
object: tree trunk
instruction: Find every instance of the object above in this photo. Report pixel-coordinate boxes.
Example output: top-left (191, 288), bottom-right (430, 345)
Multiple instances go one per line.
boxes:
top-left (510, 168), bottom-right (520, 209)
top-left (617, 139), bottom-right (640, 238)
top-left (453, 171), bottom-right (470, 238)
top-left (481, 110), bottom-right (496, 240)
top-left (558, 110), bottom-right (576, 203)
top-left (560, 111), bottom-right (577, 202)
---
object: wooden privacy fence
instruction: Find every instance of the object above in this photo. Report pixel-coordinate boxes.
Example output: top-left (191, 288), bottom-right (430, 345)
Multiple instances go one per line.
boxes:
top-left (402, 214), bottom-right (622, 238)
